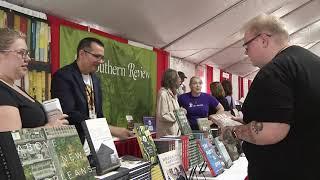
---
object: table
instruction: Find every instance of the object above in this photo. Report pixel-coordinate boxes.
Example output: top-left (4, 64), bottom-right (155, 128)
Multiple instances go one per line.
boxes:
top-left (188, 156), bottom-right (248, 180)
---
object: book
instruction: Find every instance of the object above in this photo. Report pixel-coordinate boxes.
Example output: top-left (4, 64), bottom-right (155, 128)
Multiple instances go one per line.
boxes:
top-left (174, 109), bottom-right (193, 136)
top-left (159, 135), bottom-right (189, 171)
top-left (197, 139), bottom-right (224, 177)
top-left (210, 113), bottom-right (243, 128)
top-left (11, 126), bottom-right (95, 180)
top-left (158, 150), bottom-right (187, 180)
top-left (42, 98), bottom-right (63, 121)
top-left (151, 164), bottom-right (164, 180)
top-left (134, 126), bottom-right (158, 165)
top-left (81, 118), bottom-right (121, 175)
top-left (213, 137), bottom-right (233, 168)
top-left (143, 116), bottom-right (156, 132)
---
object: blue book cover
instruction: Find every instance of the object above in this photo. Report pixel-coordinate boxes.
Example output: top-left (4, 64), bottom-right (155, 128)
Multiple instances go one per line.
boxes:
top-left (197, 139), bottom-right (224, 176)
top-left (143, 116), bottom-right (156, 133)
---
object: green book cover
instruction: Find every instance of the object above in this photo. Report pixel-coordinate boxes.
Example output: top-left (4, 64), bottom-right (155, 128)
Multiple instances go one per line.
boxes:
top-left (134, 126), bottom-right (158, 165)
top-left (173, 109), bottom-right (193, 136)
top-left (11, 126), bottom-right (95, 180)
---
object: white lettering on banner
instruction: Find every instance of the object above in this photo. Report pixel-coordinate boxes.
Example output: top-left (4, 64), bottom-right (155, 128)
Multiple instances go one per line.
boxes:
top-left (97, 60), bottom-right (150, 80)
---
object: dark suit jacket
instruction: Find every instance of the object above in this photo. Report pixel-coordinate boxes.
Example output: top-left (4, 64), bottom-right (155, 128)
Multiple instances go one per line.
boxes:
top-left (51, 61), bottom-right (104, 143)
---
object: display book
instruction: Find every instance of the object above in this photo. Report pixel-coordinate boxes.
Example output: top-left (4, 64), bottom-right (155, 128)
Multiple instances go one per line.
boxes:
top-left (158, 149), bottom-right (188, 180)
top-left (210, 113), bottom-right (243, 161)
top-left (143, 116), bottom-right (156, 133)
top-left (196, 139), bottom-right (224, 177)
top-left (81, 118), bottom-right (121, 176)
top-left (158, 135), bottom-right (189, 171)
top-left (174, 108), bottom-right (202, 168)
top-left (134, 125), bottom-right (164, 180)
top-left (10, 126), bottom-right (95, 180)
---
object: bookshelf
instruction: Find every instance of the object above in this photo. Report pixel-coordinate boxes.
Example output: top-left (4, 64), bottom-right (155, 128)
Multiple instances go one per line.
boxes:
top-left (0, 7), bottom-right (51, 102)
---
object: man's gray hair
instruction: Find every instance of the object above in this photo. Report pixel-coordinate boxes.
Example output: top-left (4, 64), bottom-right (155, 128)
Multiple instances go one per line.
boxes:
top-left (243, 14), bottom-right (289, 44)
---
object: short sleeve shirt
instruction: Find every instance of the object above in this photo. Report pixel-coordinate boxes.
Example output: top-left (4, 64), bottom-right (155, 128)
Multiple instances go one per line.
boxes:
top-left (178, 92), bottom-right (219, 130)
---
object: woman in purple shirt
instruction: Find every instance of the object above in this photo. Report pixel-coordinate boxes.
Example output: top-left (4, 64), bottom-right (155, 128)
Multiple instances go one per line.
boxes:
top-left (178, 76), bottom-right (224, 130)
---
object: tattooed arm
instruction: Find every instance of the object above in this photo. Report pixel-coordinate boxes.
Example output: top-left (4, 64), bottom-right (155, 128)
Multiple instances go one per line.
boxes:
top-left (225, 121), bottom-right (290, 145)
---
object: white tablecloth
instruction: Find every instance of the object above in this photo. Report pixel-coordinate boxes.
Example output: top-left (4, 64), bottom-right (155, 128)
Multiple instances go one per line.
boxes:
top-left (188, 156), bottom-right (248, 180)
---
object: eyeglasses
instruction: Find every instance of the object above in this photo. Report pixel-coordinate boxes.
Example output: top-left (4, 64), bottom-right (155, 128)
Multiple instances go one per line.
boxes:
top-left (0, 49), bottom-right (30, 59)
top-left (243, 33), bottom-right (272, 51)
top-left (83, 49), bottom-right (104, 61)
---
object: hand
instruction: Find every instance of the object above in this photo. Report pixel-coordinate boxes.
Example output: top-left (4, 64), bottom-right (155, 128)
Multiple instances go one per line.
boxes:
top-left (110, 126), bottom-right (134, 139)
top-left (46, 114), bottom-right (69, 128)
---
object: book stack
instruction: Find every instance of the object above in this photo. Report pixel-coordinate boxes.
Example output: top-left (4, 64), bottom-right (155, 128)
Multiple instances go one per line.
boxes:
top-left (95, 167), bottom-right (130, 180)
top-left (11, 126), bottom-right (95, 179)
top-left (120, 155), bottom-right (151, 180)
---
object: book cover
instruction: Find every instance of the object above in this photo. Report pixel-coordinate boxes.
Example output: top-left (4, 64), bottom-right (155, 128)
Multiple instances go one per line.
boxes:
top-left (11, 126), bottom-right (95, 180)
top-left (42, 98), bottom-right (63, 121)
top-left (151, 164), bottom-right (164, 180)
top-left (158, 150), bottom-right (187, 180)
top-left (0, 9), bottom-right (7, 28)
top-left (197, 139), bottom-right (224, 177)
top-left (160, 135), bottom-right (189, 171)
top-left (210, 113), bottom-right (242, 128)
top-left (81, 118), bottom-right (120, 175)
top-left (134, 126), bottom-right (158, 165)
top-left (213, 137), bottom-right (233, 168)
top-left (143, 116), bottom-right (156, 132)
top-left (174, 109), bottom-right (192, 135)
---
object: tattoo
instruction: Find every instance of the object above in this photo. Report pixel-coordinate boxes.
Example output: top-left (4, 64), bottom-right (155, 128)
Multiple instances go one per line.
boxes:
top-left (251, 121), bottom-right (263, 134)
top-left (222, 128), bottom-right (237, 144)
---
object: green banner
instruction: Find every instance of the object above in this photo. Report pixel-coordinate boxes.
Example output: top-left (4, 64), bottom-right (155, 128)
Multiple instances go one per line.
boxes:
top-left (60, 26), bottom-right (157, 127)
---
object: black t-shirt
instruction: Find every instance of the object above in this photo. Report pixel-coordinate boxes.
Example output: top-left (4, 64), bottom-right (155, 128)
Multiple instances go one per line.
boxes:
top-left (242, 46), bottom-right (320, 180)
top-left (0, 81), bottom-right (47, 128)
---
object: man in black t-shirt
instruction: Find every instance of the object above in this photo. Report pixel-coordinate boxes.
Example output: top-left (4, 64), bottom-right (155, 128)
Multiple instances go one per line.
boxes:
top-left (217, 14), bottom-right (320, 180)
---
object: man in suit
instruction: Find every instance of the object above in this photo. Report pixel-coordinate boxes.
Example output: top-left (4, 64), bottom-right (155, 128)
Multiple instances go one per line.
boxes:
top-left (51, 37), bottom-right (133, 144)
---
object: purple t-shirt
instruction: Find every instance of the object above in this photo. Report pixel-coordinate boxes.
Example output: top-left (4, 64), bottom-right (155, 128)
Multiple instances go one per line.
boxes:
top-left (178, 92), bottom-right (219, 130)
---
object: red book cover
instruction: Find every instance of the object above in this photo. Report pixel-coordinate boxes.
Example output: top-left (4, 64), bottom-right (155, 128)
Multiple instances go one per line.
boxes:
top-left (19, 15), bottom-right (28, 34)
top-left (181, 135), bottom-right (189, 171)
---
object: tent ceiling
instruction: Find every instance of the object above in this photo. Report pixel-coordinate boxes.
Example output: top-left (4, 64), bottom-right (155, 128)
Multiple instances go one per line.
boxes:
top-left (7, 0), bottom-right (320, 79)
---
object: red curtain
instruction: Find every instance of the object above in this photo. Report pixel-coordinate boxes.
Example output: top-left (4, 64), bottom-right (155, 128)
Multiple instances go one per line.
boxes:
top-left (206, 65), bottom-right (213, 94)
top-left (47, 15), bottom-right (168, 88)
top-left (154, 48), bottom-right (169, 91)
top-left (238, 76), bottom-right (244, 99)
